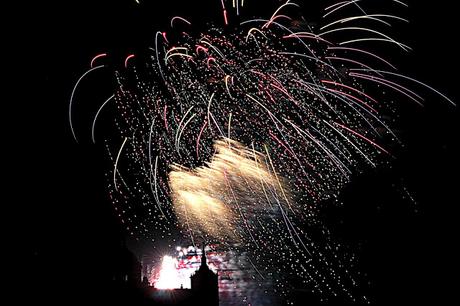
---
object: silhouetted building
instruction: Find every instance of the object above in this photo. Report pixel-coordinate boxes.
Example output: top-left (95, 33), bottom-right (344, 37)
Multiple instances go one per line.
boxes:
top-left (190, 246), bottom-right (219, 305)
top-left (143, 246), bottom-right (219, 305)
top-left (107, 243), bottom-right (219, 305)
top-left (141, 276), bottom-right (150, 288)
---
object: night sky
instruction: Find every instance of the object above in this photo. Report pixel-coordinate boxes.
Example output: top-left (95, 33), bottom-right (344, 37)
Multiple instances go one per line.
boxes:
top-left (16, 0), bottom-right (459, 305)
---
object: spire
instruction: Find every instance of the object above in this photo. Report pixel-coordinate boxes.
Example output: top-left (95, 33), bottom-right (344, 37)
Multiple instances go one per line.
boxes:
top-left (200, 244), bottom-right (207, 268)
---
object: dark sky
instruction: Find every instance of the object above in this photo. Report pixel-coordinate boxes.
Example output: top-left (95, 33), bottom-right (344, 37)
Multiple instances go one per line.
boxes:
top-left (15, 0), bottom-right (459, 304)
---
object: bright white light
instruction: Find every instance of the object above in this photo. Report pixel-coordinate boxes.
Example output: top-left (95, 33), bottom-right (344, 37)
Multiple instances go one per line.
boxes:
top-left (155, 256), bottom-right (180, 289)
top-left (151, 247), bottom-right (220, 290)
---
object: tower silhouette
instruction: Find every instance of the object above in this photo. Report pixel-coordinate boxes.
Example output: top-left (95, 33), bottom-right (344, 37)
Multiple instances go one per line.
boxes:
top-left (190, 245), bottom-right (219, 306)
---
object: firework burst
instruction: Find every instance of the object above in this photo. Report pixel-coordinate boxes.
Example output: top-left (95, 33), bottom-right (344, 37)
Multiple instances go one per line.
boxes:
top-left (69, 0), bottom-right (454, 302)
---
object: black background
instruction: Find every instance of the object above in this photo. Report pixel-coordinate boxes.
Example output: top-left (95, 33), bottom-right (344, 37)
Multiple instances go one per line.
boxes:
top-left (14, 0), bottom-right (459, 304)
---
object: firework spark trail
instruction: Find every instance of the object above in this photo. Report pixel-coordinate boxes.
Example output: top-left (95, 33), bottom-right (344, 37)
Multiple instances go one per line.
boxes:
top-left (90, 53), bottom-right (107, 68)
top-left (113, 137), bottom-right (128, 192)
top-left (321, 14), bottom-right (408, 30)
top-left (352, 68), bottom-right (456, 106)
top-left (92, 95), bottom-right (115, 143)
top-left (327, 46), bottom-right (398, 69)
top-left (69, 65), bottom-right (105, 142)
top-left (170, 139), bottom-right (290, 242)
top-left (70, 0), bottom-right (454, 302)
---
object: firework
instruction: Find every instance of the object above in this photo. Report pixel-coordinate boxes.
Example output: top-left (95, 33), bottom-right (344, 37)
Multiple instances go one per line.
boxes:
top-left (170, 138), bottom-right (292, 243)
top-left (70, 0), bottom-right (454, 302)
